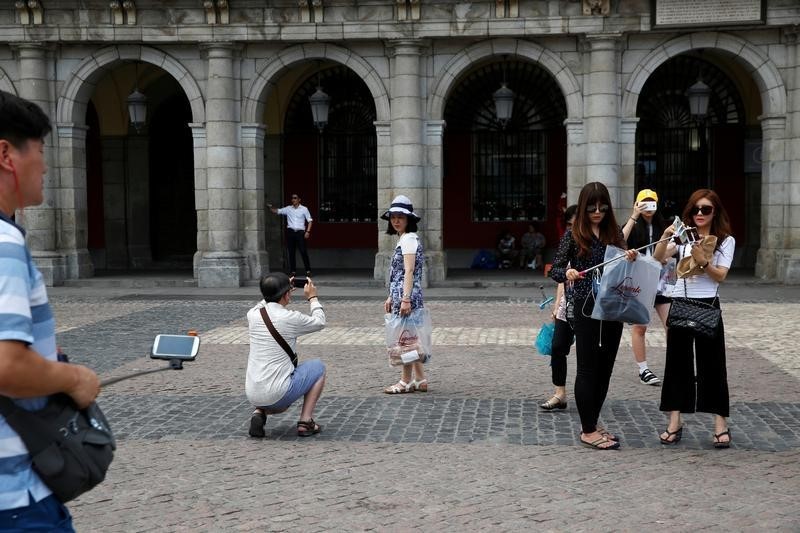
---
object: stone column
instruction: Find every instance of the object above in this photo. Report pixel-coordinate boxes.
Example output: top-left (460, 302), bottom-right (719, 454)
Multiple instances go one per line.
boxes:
top-left (584, 34), bottom-right (622, 205)
top-left (618, 117), bottom-right (639, 205)
top-left (189, 123), bottom-right (208, 279)
top-left (55, 123), bottom-right (93, 279)
top-left (377, 39), bottom-right (438, 286)
top-left (240, 123), bottom-right (269, 280)
top-left (564, 119), bottom-right (586, 203)
top-left (14, 43), bottom-right (65, 285)
top-left (756, 115), bottom-right (789, 280)
top-left (424, 119), bottom-right (446, 282)
top-left (374, 120), bottom-right (392, 281)
top-left (197, 44), bottom-right (245, 287)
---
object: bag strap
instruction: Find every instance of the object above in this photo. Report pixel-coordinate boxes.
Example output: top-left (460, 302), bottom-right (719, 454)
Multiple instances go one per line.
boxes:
top-left (0, 395), bottom-right (63, 455)
top-left (260, 306), bottom-right (298, 368)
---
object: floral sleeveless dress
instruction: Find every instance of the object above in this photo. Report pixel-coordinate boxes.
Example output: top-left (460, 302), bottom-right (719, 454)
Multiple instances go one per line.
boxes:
top-left (388, 233), bottom-right (424, 314)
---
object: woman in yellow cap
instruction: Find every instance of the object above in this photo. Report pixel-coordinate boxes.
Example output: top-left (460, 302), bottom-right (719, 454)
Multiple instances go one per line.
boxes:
top-left (622, 189), bottom-right (675, 386)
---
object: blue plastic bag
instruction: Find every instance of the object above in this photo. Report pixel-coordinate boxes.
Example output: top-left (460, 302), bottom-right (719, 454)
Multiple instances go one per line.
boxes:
top-left (535, 322), bottom-right (555, 356)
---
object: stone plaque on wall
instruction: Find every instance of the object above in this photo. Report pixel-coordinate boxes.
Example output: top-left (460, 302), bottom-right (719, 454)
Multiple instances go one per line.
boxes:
top-left (652, 0), bottom-right (764, 28)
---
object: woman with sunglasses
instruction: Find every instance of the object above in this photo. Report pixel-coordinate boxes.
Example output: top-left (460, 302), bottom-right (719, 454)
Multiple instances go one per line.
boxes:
top-left (653, 189), bottom-right (735, 448)
top-left (549, 182), bottom-right (637, 450)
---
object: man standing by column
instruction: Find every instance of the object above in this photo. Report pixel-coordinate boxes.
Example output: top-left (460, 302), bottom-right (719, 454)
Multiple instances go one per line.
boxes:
top-left (271, 193), bottom-right (313, 276)
top-left (0, 91), bottom-right (100, 530)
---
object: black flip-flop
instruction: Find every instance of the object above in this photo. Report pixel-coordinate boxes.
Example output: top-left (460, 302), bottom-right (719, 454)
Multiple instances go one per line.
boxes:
top-left (580, 435), bottom-right (620, 450)
top-left (713, 429), bottom-right (731, 449)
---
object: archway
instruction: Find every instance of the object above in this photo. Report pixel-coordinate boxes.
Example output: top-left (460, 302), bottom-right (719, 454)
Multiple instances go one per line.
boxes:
top-left (442, 58), bottom-right (568, 269)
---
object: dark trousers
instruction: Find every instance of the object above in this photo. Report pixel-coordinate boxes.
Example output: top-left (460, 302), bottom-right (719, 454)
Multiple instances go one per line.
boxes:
top-left (660, 301), bottom-right (729, 417)
top-left (286, 229), bottom-right (311, 274)
top-left (572, 298), bottom-right (623, 433)
top-left (550, 319), bottom-right (574, 387)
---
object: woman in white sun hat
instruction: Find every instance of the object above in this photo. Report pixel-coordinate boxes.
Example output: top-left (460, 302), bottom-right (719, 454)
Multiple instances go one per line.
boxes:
top-left (381, 195), bottom-right (429, 394)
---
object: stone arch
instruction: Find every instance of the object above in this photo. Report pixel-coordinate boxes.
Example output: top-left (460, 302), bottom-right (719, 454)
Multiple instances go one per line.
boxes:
top-left (428, 39), bottom-right (583, 121)
top-left (0, 67), bottom-right (16, 95)
top-left (243, 43), bottom-right (390, 124)
top-left (56, 45), bottom-right (205, 125)
top-left (622, 32), bottom-right (786, 119)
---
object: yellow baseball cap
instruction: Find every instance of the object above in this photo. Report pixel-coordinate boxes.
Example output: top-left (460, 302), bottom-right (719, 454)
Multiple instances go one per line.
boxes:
top-left (636, 189), bottom-right (658, 203)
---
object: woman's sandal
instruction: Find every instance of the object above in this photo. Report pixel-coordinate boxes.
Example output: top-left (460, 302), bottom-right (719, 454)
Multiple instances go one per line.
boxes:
top-left (580, 434), bottom-right (620, 450)
top-left (384, 380), bottom-right (413, 394)
top-left (297, 418), bottom-right (322, 437)
top-left (539, 395), bottom-right (567, 411)
top-left (596, 426), bottom-right (619, 442)
top-left (660, 426), bottom-right (683, 445)
top-left (713, 429), bottom-right (731, 449)
top-left (411, 379), bottom-right (428, 392)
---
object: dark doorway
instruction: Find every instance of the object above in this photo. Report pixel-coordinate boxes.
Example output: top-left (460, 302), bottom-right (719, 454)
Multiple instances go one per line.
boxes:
top-left (443, 59), bottom-right (567, 253)
top-left (148, 92), bottom-right (196, 265)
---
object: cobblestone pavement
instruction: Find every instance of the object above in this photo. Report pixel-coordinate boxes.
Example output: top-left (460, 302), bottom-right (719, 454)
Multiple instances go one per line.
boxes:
top-left (46, 289), bottom-right (800, 531)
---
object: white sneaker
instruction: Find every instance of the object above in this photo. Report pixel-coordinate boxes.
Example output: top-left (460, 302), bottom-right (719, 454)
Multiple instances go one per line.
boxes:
top-left (639, 368), bottom-right (661, 386)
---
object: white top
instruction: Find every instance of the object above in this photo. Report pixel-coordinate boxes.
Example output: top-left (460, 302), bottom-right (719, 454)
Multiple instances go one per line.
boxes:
top-left (398, 232), bottom-right (419, 254)
top-left (245, 299), bottom-right (326, 407)
top-left (278, 204), bottom-right (313, 231)
top-left (673, 236), bottom-right (736, 298)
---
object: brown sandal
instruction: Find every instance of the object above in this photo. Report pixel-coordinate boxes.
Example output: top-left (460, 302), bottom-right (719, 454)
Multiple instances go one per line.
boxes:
top-left (297, 418), bottom-right (321, 437)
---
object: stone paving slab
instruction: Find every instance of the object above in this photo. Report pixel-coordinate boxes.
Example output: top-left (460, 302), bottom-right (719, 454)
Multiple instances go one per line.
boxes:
top-left (42, 293), bottom-right (800, 531)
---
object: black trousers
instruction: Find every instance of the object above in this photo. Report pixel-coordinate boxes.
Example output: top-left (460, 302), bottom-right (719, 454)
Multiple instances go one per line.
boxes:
top-left (572, 298), bottom-right (623, 434)
top-left (550, 319), bottom-right (574, 387)
top-left (286, 229), bottom-right (311, 273)
top-left (660, 300), bottom-right (729, 417)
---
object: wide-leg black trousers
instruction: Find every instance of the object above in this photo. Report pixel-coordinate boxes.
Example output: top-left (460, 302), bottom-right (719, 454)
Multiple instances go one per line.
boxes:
top-left (660, 299), bottom-right (729, 417)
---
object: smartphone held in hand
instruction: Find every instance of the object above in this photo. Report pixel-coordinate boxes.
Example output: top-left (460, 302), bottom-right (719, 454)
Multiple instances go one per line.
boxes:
top-left (292, 277), bottom-right (308, 288)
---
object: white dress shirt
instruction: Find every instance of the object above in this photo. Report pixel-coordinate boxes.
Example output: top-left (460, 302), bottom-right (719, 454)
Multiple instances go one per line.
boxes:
top-left (245, 299), bottom-right (326, 407)
top-left (278, 204), bottom-right (313, 231)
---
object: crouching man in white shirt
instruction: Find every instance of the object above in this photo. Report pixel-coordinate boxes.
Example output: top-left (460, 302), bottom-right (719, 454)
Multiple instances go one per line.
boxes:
top-left (246, 273), bottom-right (326, 438)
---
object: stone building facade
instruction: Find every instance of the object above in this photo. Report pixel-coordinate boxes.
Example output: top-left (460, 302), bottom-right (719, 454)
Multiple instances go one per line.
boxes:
top-left (1, 0), bottom-right (799, 286)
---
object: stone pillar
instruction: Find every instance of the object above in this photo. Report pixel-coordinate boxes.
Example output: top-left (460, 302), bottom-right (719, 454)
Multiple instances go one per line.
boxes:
top-left (584, 34), bottom-right (622, 205)
top-left (755, 115), bottom-right (789, 280)
top-left (565, 119), bottom-right (586, 204)
top-left (14, 43), bottom-right (65, 285)
top-left (197, 44), bottom-right (245, 287)
top-left (56, 123), bottom-right (93, 279)
top-left (377, 39), bottom-right (437, 286)
top-left (189, 124), bottom-right (207, 279)
top-left (618, 117), bottom-right (639, 206)
top-left (424, 120), bottom-right (446, 282)
top-left (240, 123), bottom-right (269, 280)
top-left (374, 120), bottom-right (393, 281)
top-left (125, 135), bottom-right (151, 268)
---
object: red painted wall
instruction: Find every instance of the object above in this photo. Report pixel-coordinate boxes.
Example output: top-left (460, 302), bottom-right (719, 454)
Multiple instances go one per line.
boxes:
top-left (712, 125), bottom-right (746, 245)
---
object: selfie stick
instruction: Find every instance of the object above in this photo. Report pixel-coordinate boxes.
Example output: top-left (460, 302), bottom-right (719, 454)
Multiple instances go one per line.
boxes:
top-left (100, 359), bottom-right (186, 388)
top-left (578, 226), bottom-right (698, 276)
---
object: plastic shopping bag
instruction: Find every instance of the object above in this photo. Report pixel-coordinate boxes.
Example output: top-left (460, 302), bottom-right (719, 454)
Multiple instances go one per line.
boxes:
top-left (591, 245), bottom-right (661, 325)
top-left (534, 322), bottom-right (555, 356)
top-left (657, 257), bottom-right (678, 297)
top-left (385, 308), bottom-right (432, 366)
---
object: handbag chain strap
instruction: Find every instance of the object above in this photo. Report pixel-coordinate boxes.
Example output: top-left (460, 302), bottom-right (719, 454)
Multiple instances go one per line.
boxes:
top-left (682, 272), bottom-right (719, 305)
top-left (260, 306), bottom-right (298, 368)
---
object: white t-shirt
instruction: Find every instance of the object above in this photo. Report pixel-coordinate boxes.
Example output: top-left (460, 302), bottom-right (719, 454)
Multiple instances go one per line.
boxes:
top-left (398, 232), bottom-right (419, 255)
top-left (673, 236), bottom-right (735, 298)
top-left (278, 204), bottom-right (313, 231)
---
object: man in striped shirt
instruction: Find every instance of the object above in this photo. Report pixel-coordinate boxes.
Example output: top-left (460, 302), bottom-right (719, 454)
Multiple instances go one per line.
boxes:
top-left (0, 91), bottom-right (100, 531)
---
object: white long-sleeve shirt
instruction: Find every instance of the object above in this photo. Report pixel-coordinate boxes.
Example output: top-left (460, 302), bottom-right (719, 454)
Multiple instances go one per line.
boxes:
top-left (245, 299), bottom-right (326, 406)
top-left (277, 204), bottom-right (313, 231)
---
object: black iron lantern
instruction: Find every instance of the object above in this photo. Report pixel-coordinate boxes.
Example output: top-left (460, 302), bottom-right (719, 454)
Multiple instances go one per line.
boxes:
top-left (309, 85), bottom-right (330, 132)
top-left (687, 79), bottom-right (711, 119)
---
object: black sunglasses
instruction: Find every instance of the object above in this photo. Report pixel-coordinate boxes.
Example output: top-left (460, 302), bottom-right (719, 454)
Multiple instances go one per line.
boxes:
top-left (691, 205), bottom-right (714, 216)
top-left (586, 204), bottom-right (609, 213)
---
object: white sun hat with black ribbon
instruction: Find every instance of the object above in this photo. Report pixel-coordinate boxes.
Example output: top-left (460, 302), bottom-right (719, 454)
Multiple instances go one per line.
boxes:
top-left (381, 195), bottom-right (421, 222)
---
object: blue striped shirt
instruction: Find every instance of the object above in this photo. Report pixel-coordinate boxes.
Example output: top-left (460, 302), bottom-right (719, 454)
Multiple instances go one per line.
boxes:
top-left (0, 212), bottom-right (54, 509)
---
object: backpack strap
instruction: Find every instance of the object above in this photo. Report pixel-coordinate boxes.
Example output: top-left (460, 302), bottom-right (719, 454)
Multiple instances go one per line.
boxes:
top-left (259, 306), bottom-right (298, 368)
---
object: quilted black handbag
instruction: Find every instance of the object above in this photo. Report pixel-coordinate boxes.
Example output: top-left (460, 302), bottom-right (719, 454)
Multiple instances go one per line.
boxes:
top-left (667, 283), bottom-right (721, 338)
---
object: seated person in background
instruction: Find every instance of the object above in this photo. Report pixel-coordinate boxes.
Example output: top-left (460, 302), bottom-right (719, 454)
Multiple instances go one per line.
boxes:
top-left (246, 273), bottom-right (326, 439)
top-left (497, 231), bottom-right (517, 269)
top-left (520, 222), bottom-right (546, 270)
